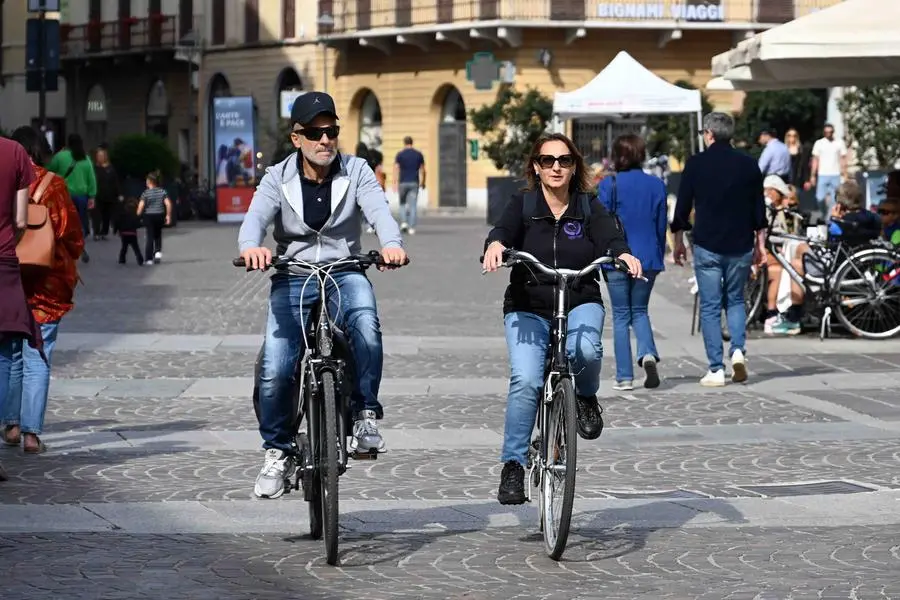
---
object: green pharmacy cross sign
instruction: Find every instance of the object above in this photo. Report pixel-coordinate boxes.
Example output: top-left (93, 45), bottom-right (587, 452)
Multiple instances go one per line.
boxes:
top-left (466, 52), bottom-right (500, 91)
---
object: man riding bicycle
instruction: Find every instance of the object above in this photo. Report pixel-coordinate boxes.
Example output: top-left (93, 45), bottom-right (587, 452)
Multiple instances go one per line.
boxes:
top-left (238, 91), bottom-right (407, 499)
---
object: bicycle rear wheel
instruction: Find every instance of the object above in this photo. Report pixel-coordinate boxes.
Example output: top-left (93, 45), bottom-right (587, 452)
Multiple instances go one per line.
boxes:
top-left (540, 377), bottom-right (577, 561)
top-left (320, 370), bottom-right (341, 565)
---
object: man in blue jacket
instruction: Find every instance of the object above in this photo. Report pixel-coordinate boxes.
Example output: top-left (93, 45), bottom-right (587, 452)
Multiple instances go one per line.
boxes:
top-left (671, 112), bottom-right (766, 387)
top-left (238, 92), bottom-right (407, 499)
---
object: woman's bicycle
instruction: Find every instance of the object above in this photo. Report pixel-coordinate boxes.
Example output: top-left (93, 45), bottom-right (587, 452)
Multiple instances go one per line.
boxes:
top-left (233, 250), bottom-right (406, 566)
top-left (484, 248), bottom-right (642, 561)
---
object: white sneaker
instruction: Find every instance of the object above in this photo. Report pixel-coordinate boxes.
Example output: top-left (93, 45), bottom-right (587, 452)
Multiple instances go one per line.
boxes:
top-left (764, 315), bottom-right (780, 334)
top-left (700, 369), bottom-right (726, 387)
top-left (154, 251), bottom-right (162, 262)
top-left (254, 449), bottom-right (295, 499)
top-left (144, 260), bottom-right (154, 266)
top-left (731, 349), bottom-right (748, 383)
top-left (400, 222), bottom-right (409, 233)
top-left (407, 228), bottom-right (416, 235)
top-left (366, 226), bottom-right (375, 234)
top-left (612, 380), bottom-right (633, 391)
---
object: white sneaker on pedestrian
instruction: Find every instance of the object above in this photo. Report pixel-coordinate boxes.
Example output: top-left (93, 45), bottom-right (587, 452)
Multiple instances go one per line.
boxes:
top-left (154, 251), bottom-right (162, 262)
top-left (731, 349), bottom-right (748, 383)
top-left (764, 314), bottom-right (780, 334)
top-left (407, 228), bottom-right (416, 235)
top-left (400, 222), bottom-right (409, 233)
top-left (144, 260), bottom-right (154, 266)
top-left (254, 449), bottom-right (295, 499)
top-left (700, 369), bottom-right (726, 387)
top-left (612, 380), bottom-right (633, 391)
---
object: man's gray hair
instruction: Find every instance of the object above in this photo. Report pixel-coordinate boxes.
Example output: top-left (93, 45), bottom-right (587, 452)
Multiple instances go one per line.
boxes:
top-left (702, 112), bottom-right (735, 142)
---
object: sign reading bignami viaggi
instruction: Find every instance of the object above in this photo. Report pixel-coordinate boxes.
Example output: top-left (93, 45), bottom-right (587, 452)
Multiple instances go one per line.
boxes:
top-left (213, 97), bottom-right (257, 223)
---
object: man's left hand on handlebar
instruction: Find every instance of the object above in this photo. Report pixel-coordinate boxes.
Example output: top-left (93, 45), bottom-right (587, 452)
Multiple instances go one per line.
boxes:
top-left (378, 246), bottom-right (408, 271)
top-left (617, 252), bottom-right (643, 279)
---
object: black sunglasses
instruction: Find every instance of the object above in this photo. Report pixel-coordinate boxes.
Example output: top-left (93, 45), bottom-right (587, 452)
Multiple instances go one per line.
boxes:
top-left (292, 125), bottom-right (340, 141)
top-left (878, 208), bottom-right (897, 215)
top-left (535, 154), bottom-right (575, 169)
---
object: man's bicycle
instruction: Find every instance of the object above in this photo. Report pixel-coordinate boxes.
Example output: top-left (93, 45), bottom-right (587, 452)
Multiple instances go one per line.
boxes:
top-left (233, 250), bottom-right (406, 566)
top-left (485, 249), bottom-right (643, 560)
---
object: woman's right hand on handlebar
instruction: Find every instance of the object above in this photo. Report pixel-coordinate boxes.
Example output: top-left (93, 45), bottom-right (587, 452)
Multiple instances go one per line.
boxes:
top-left (241, 247), bottom-right (272, 270)
top-left (482, 241), bottom-right (506, 273)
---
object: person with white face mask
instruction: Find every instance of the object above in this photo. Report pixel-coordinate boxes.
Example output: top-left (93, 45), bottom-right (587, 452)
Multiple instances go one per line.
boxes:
top-left (238, 91), bottom-right (407, 500)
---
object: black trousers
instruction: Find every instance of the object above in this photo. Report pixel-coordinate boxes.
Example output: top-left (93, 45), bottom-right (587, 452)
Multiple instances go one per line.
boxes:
top-left (119, 234), bottom-right (143, 264)
top-left (143, 214), bottom-right (165, 260)
top-left (91, 202), bottom-right (114, 236)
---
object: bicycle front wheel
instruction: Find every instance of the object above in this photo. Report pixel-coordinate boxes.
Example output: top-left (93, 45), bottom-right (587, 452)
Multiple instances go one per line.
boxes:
top-left (320, 370), bottom-right (341, 565)
top-left (832, 250), bottom-right (900, 339)
top-left (541, 377), bottom-right (578, 561)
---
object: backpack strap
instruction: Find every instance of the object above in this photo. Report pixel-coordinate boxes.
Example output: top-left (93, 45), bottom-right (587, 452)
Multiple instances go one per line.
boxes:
top-left (32, 172), bottom-right (55, 204)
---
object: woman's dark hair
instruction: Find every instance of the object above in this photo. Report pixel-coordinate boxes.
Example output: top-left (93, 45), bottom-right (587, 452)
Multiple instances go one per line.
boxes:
top-left (146, 171), bottom-right (161, 186)
top-left (611, 134), bottom-right (646, 171)
top-left (10, 126), bottom-right (51, 166)
top-left (67, 133), bottom-right (87, 161)
top-left (524, 133), bottom-right (592, 193)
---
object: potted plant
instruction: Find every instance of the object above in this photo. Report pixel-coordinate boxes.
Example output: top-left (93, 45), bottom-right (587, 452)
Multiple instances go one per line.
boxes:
top-left (469, 85), bottom-right (553, 225)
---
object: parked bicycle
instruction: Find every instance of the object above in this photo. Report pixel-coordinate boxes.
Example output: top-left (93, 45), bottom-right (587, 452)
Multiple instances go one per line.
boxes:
top-left (483, 248), bottom-right (644, 560)
top-left (233, 250), bottom-right (407, 566)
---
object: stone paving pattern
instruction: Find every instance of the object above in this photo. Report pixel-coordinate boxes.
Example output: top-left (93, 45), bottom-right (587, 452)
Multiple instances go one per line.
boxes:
top-left (3, 219), bottom-right (900, 599)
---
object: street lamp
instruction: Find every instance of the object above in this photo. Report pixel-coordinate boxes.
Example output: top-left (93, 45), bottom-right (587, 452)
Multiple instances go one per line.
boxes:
top-left (178, 30), bottom-right (200, 180)
top-left (317, 13), bottom-right (335, 93)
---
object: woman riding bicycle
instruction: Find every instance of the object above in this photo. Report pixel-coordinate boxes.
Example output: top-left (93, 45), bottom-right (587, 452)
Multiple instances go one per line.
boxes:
top-left (482, 133), bottom-right (642, 505)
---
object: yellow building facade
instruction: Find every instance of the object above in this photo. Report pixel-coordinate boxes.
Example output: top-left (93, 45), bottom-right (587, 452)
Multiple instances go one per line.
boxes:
top-left (199, 0), bottom-right (841, 213)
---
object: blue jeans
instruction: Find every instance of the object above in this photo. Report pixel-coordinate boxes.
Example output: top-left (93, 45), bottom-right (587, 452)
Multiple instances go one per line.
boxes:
top-left (605, 269), bottom-right (659, 381)
top-left (816, 175), bottom-right (841, 213)
top-left (258, 271), bottom-right (383, 452)
top-left (1, 321), bottom-right (59, 435)
top-left (693, 245), bottom-right (752, 372)
top-left (398, 183), bottom-right (419, 228)
top-left (501, 303), bottom-right (605, 465)
top-left (0, 337), bottom-right (15, 416)
top-left (72, 195), bottom-right (91, 237)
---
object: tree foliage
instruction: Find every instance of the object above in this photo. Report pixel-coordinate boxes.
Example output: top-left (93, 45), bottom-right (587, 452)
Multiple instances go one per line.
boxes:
top-left (469, 85), bottom-right (554, 177)
top-left (109, 133), bottom-right (179, 180)
top-left (645, 80), bottom-right (714, 161)
top-left (839, 85), bottom-right (900, 169)
top-left (732, 89), bottom-right (828, 157)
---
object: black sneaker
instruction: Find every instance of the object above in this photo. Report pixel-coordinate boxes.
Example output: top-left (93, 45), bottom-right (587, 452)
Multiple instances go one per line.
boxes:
top-left (497, 460), bottom-right (526, 505)
top-left (576, 395), bottom-right (604, 440)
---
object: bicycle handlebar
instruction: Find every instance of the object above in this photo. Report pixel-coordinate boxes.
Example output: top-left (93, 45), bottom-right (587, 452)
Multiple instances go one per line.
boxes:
top-left (481, 248), bottom-right (647, 282)
top-left (232, 250), bottom-right (409, 271)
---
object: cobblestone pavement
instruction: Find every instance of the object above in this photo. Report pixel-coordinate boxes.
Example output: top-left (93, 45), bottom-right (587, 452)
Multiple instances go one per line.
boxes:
top-left (3, 219), bottom-right (900, 599)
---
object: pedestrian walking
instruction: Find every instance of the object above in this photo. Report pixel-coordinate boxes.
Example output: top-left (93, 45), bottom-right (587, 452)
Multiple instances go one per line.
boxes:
top-left (393, 136), bottom-right (425, 234)
top-left (48, 134), bottom-right (96, 264)
top-left (598, 134), bottom-right (668, 391)
top-left (0, 135), bottom-right (41, 476)
top-left (92, 144), bottom-right (122, 240)
top-left (672, 113), bottom-right (766, 387)
top-left (2, 126), bottom-right (85, 454)
top-left (136, 171), bottom-right (172, 265)
top-left (808, 123), bottom-right (848, 215)
top-left (116, 197), bottom-right (144, 265)
top-left (757, 128), bottom-right (791, 181)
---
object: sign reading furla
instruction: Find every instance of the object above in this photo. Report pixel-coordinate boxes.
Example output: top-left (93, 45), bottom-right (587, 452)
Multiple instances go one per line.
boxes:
top-left (597, 2), bottom-right (725, 21)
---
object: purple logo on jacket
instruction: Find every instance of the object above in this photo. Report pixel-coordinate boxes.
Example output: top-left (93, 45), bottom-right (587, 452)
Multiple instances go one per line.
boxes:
top-left (563, 221), bottom-right (583, 240)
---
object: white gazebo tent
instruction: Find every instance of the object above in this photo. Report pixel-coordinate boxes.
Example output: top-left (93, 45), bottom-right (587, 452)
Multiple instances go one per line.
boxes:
top-left (553, 51), bottom-right (704, 153)
top-left (708, 0), bottom-right (900, 91)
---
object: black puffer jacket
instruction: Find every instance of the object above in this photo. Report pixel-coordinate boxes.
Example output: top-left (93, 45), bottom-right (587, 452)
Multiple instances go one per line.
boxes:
top-left (484, 189), bottom-right (630, 318)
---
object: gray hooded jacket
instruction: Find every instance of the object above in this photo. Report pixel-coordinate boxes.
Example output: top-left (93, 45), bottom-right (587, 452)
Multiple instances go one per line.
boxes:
top-left (238, 152), bottom-right (402, 269)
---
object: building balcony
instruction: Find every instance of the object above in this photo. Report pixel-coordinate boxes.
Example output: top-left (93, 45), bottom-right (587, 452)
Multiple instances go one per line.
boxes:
top-left (325, 0), bottom-right (844, 35)
top-left (60, 14), bottom-right (195, 59)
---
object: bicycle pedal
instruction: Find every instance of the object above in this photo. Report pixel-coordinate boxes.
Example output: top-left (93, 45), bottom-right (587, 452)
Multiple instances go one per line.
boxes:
top-left (349, 449), bottom-right (379, 460)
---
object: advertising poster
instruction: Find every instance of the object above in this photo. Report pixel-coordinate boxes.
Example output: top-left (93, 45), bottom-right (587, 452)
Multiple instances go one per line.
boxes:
top-left (213, 96), bottom-right (257, 223)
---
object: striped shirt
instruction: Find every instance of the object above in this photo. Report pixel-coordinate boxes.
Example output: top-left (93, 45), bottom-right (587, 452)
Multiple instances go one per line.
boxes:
top-left (140, 187), bottom-right (168, 215)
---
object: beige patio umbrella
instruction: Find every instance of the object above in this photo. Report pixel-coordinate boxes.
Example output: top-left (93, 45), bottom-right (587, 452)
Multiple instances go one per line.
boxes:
top-left (709, 0), bottom-right (900, 91)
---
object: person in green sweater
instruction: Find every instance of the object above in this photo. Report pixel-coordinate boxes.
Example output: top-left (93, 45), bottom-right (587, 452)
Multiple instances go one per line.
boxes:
top-left (48, 134), bottom-right (96, 254)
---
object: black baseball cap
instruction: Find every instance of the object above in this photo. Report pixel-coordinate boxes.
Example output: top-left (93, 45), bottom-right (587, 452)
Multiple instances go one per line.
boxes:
top-left (291, 91), bottom-right (339, 126)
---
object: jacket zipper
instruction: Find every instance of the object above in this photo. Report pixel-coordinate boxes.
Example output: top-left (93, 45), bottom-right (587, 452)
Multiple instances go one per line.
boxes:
top-left (552, 218), bottom-right (559, 268)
